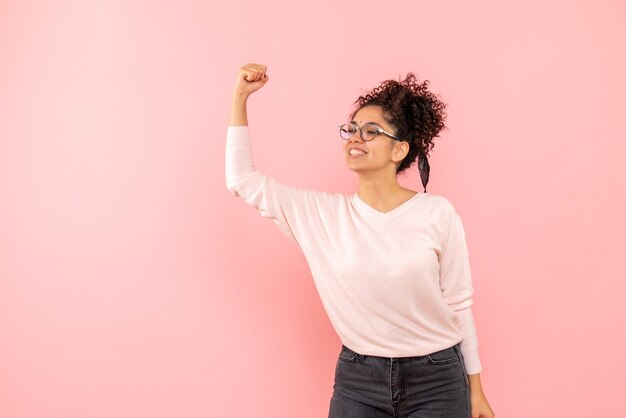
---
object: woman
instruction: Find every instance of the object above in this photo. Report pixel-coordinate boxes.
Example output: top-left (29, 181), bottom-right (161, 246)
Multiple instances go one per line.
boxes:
top-left (226, 63), bottom-right (495, 418)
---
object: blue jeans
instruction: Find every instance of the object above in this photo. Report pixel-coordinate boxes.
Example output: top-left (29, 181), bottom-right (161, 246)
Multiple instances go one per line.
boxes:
top-left (328, 342), bottom-right (470, 418)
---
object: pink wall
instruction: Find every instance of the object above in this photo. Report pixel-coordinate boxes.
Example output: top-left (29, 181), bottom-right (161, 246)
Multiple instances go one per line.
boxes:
top-left (1, 1), bottom-right (625, 417)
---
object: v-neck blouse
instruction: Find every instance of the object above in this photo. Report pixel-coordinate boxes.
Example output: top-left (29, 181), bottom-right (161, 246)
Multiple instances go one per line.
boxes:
top-left (225, 125), bottom-right (482, 375)
top-left (352, 191), bottom-right (425, 221)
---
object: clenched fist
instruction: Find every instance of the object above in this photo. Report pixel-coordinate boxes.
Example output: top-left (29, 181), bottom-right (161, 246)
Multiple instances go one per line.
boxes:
top-left (233, 63), bottom-right (269, 98)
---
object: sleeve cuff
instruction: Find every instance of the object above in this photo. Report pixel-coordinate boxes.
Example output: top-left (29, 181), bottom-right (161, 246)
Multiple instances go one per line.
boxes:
top-left (460, 345), bottom-right (482, 375)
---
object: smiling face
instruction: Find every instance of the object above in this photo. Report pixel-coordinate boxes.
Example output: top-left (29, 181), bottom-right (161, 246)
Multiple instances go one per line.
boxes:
top-left (344, 105), bottom-right (410, 174)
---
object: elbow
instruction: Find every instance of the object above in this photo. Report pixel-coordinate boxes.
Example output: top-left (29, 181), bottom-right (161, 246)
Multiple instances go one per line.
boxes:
top-left (225, 170), bottom-right (259, 199)
top-left (225, 180), bottom-right (241, 197)
top-left (225, 169), bottom-right (242, 197)
top-left (226, 175), bottom-right (252, 198)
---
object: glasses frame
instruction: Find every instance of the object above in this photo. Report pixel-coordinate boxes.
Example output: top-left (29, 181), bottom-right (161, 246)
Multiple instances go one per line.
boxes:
top-left (338, 122), bottom-right (402, 142)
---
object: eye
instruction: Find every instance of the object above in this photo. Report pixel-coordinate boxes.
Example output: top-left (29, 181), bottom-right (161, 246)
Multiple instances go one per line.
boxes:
top-left (340, 126), bottom-right (353, 134)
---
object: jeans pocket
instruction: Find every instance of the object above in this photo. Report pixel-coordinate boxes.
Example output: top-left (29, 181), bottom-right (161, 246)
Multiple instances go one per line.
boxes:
top-left (338, 345), bottom-right (359, 363)
top-left (425, 345), bottom-right (459, 366)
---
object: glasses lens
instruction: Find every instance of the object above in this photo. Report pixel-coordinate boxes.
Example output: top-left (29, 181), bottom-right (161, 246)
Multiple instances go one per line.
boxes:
top-left (361, 124), bottom-right (379, 141)
top-left (339, 123), bottom-right (356, 140)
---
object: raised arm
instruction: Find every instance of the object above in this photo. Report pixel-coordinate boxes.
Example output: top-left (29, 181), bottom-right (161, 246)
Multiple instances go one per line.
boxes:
top-left (225, 64), bottom-right (319, 245)
top-left (229, 63), bottom-right (268, 126)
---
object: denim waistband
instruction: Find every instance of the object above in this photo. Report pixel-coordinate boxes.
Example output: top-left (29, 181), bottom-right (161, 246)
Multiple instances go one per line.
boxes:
top-left (339, 342), bottom-right (462, 362)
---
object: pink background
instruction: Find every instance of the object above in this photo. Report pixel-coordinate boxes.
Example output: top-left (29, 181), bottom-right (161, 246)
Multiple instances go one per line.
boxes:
top-left (1, 1), bottom-right (625, 417)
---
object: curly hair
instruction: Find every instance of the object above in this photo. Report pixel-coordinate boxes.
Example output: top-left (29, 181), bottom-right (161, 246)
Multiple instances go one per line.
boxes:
top-left (349, 73), bottom-right (448, 179)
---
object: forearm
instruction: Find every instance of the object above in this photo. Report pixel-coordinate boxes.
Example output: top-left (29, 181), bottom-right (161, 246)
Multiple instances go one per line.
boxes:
top-left (468, 373), bottom-right (484, 393)
top-left (229, 93), bottom-right (249, 126)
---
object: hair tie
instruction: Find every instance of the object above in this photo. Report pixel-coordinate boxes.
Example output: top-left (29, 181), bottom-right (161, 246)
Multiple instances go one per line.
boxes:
top-left (418, 151), bottom-right (430, 193)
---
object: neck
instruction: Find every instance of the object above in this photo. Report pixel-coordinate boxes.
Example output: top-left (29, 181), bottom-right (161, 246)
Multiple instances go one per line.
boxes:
top-left (356, 175), bottom-right (416, 210)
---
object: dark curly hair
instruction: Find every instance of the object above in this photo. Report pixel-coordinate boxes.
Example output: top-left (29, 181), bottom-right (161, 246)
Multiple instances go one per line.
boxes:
top-left (349, 72), bottom-right (448, 190)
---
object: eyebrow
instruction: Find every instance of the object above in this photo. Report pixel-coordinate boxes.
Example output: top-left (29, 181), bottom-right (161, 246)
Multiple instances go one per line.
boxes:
top-left (349, 120), bottom-right (383, 127)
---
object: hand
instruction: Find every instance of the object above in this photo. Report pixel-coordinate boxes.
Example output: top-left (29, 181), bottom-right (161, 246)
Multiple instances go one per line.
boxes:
top-left (470, 390), bottom-right (495, 418)
top-left (233, 63), bottom-right (269, 98)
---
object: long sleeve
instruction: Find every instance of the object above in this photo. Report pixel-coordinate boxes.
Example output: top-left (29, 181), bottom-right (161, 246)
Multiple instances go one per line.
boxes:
top-left (454, 307), bottom-right (482, 375)
top-left (438, 199), bottom-right (483, 374)
top-left (225, 125), bottom-right (315, 245)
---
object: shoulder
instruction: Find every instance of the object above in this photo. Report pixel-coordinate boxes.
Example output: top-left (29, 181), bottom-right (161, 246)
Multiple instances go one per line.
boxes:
top-left (322, 191), bottom-right (353, 208)
top-left (416, 193), bottom-right (464, 236)
top-left (290, 188), bottom-right (352, 211)
top-left (419, 192), bottom-right (457, 215)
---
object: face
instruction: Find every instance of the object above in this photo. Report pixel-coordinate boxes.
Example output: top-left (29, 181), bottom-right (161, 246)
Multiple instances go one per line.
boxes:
top-left (343, 105), bottom-right (409, 173)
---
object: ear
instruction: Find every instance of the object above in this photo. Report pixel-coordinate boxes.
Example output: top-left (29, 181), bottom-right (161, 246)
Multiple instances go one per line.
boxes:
top-left (392, 141), bottom-right (411, 161)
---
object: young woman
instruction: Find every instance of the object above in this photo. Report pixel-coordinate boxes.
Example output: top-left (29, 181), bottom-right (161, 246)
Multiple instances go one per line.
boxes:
top-left (226, 63), bottom-right (495, 418)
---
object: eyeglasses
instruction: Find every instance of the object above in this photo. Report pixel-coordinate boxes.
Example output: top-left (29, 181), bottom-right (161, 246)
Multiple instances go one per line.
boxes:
top-left (338, 122), bottom-right (402, 142)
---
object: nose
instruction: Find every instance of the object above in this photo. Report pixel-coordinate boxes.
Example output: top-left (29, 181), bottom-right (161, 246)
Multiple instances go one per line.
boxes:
top-left (348, 127), bottom-right (365, 143)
